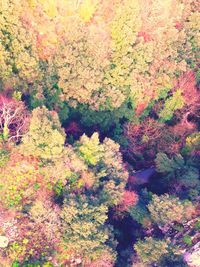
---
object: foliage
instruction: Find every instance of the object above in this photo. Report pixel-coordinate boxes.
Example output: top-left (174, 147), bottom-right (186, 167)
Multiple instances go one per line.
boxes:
top-left (155, 153), bottom-right (185, 173)
top-left (0, 0), bottom-right (194, 122)
top-left (21, 106), bottom-right (65, 160)
top-left (129, 189), bottom-right (152, 227)
top-left (0, 149), bottom-right (10, 167)
top-left (184, 132), bottom-right (200, 154)
top-left (159, 90), bottom-right (185, 122)
top-left (0, 152), bottom-right (43, 209)
top-left (184, 10), bottom-right (200, 68)
top-left (129, 203), bottom-right (150, 227)
top-left (0, 207), bottom-right (60, 264)
top-left (75, 100), bottom-right (136, 133)
top-left (52, 15), bottom-right (112, 110)
top-left (0, 0), bottom-right (40, 92)
top-left (116, 191), bottom-right (138, 212)
top-left (134, 237), bottom-right (169, 265)
top-left (182, 235), bottom-right (192, 246)
top-left (124, 118), bottom-right (182, 167)
top-left (155, 153), bottom-right (200, 193)
top-left (0, 0), bottom-right (199, 266)
top-left (0, 95), bottom-right (30, 142)
top-left (99, 137), bottom-right (128, 206)
top-left (61, 195), bottom-right (115, 262)
top-left (74, 132), bottom-right (128, 206)
top-left (85, 250), bottom-right (115, 267)
top-left (78, 0), bottom-right (97, 22)
top-left (105, 0), bottom-right (141, 109)
top-left (148, 194), bottom-right (195, 227)
top-left (76, 132), bottom-right (104, 166)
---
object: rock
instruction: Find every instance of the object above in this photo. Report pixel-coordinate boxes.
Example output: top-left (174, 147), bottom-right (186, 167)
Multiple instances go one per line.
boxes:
top-left (129, 167), bottom-right (156, 185)
top-left (184, 242), bottom-right (200, 267)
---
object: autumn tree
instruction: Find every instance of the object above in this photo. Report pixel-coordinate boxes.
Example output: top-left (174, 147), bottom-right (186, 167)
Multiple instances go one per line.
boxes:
top-left (0, 0), bottom-right (194, 116)
top-left (128, 189), bottom-right (152, 228)
top-left (124, 118), bottom-right (182, 167)
top-left (184, 132), bottom-right (200, 154)
top-left (116, 190), bottom-right (138, 213)
top-left (0, 151), bottom-right (46, 209)
top-left (76, 132), bottom-right (104, 166)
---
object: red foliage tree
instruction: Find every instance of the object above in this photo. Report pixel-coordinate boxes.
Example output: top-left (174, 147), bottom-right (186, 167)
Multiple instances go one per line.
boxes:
top-left (176, 71), bottom-right (200, 119)
top-left (124, 118), bottom-right (163, 167)
top-left (124, 118), bottom-right (182, 168)
top-left (65, 121), bottom-right (83, 139)
top-left (117, 190), bottom-right (138, 212)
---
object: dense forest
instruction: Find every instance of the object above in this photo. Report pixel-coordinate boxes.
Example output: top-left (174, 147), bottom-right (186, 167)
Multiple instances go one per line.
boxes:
top-left (0, 0), bottom-right (199, 266)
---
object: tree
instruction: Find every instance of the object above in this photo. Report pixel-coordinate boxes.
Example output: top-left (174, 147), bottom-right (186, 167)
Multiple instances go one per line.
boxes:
top-left (148, 194), bottom-right (195, 228)
top-left (116, 191), bottom-right (138, 212)
top-left (4, 213), bottom-right (59, 264)
top-left (85, 251), bottom-right (115, 267)
top-left (124, 118), bottom-right (182, 167)
top-left (0, 0), bottom-right (41, 93)
top-left (129, 189), bottom-right (152, 227)
top-left (134, 237), bottom-right (169, 265)
top-left (155, 153), bottom-right (185, 173)
top-left (21, 106), bottom-right (65, 160)
top-left (74, 133), bottom-right (128, 207)
top-left (60, 195), bottom-right (116, 263)
top-left (0, 151), bottom-right (44, 209)
top-left (53, 16), bottom-right (111, 110)
top-left (76, 132), bottom-right (104, 166)
top-left (0, 95), bottom-right (30, 142)
top-left (155, 153), bottom-right (200, 195)
top-left (185, 132), bottom-right (200, 154)
top-left (159, 89), bottom-right (185, 122)
top-left (78, 0), bottom-right (98, 22)
top-left (184, 10), bottom-right (200, 69)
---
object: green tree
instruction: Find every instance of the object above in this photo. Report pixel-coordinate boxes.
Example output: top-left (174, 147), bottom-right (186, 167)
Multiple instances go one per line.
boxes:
top-left (155, 153), bottom-right (185, 173)
top-left (155, 153), bottom-right (200, 192)
top-left (74, 133), bottom-right (128, 207)
top-left (76, 132), bottom-right (104, 166)
top-left (159, 90), bottom-right (185, 122)
top-left (148, 194), bottom-right (195, 227)
top-left (134, 237), bottom-right (169, 265)
top-left (61, 195), bottom-right (116, 262)
top-left (21, 106), bottom-right (65, 160)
